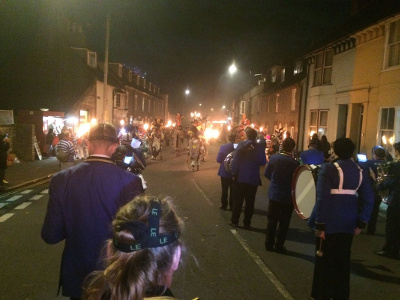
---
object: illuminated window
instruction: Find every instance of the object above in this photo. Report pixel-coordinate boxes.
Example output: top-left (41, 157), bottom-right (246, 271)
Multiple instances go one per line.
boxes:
top-left (240, 101), bottom-right (246, 115)
top-left (87, 51), bottom-right (97, 68)
top-left (281, 68), bottom-right (285, 82)
top-left (142, 97), bottom-right (145, 112)
top-left (387, 19), bottom-right (400, 67)
top-left (309, 110), bottom-right (328, 138)
top-left (379, 107), bottom-right (395, 152)
top-left (291, 89), bottom-right (296, 111)
top-left (293, 61), bottom-right (303, 74)
top-left (313, 50), bottom-right (333, 86)
top-left (275, 94), bottom-right (279, 112)
top-left (115, 94), bottom-right (121, 108)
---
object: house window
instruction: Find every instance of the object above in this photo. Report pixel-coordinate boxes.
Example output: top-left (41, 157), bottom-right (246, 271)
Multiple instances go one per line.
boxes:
top-left (387, 19), bottom-right (400, 67)
top-left (87, 51), bottom-right (97, 68)
top-left (129, 71), bottom-right (132, 82)
top-left (142, 97), bottom-right (145, 112)
top-left (309, 110), bottom-right (328, 138)
top-left (275, 94), bottom-right (280, 112)
top-left (281, 68), bottom-right (285, 82)
top-left (313, 50), bottom-right (333, 86)
top-left (294, 61), bottom-right (303, 75)
top-left (134, 95), bottom-right (138, 111)
top-left (240, 101), bottom-right (246, 115)
top-left (118, 65), bottom-right (122, 77)
top-left (291, 89), bottom-right (296, 111)
top-left (379, 107), bottom-right (395, 152)
top-left (271, 69), bottom-right (277, 83)
top-left (115, 94), bottom-right (121, 108)
top-left (148, 99), bottom-right (151, 112)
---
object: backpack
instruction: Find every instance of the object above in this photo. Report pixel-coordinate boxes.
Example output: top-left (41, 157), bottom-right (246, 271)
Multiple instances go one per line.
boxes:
top-left (55, 145), bottom-right (69, 163)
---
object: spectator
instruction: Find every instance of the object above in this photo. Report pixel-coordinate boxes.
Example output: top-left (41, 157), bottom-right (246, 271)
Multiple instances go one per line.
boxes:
top-left (41, 123), bottom-right (144, 300)
top-left (320, 135), bottom-right (331, 160)
top-left (57, 131), bottom-right (76, 170)
top-left (229, 127), bottom-right (267, 229)
top-left (0, 132), bottom-right (10, 191)
top-left (264, 137), bottom-right (300, 253)
top-left (83, 195), bottom-right (184, 300)
top-left (308, 138), bottom-right (374, 299)
top-left (45, 128), bottom-right (55, 157)
top-left (375, 142), bottom-right (400, 260)
top-left (216, 131), bottom-right (236, 210)
top-left (300, 141), bottom-right (325, 165)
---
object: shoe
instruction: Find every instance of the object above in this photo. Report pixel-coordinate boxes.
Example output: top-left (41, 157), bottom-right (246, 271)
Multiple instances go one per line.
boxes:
top-left (243, 224), bottom-right (251, 230)
top-left (219, 206), bottom-right (227, 211)
top-left (3, 179), bottom-right (8, 184)
top-left (275, 246), bottom-right (287, 254)
top-left (228, 222), bottom-right (238, 228)
top-left (265, 245), bottom-right (275, 252)
top-left (375, 250), bottom-right (399, 259)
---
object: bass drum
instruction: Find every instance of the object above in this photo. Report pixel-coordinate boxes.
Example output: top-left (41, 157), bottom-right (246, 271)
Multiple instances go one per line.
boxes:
top-left (291, 164), bottom-right (319, 220)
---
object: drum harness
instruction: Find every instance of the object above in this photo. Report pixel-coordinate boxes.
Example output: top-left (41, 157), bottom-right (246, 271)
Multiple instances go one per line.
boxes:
top-left (330, 162), bottom-right (363, 195)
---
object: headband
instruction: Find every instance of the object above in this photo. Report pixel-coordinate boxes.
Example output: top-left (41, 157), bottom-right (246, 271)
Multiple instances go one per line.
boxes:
top-left (113, 200), bottom-right (179, 253)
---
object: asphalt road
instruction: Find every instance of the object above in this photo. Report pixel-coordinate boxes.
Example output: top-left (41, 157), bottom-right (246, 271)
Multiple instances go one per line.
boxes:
top-left (0, 141), bottom-right (399, 299)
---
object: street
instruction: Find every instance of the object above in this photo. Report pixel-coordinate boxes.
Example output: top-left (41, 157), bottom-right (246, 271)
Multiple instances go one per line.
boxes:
top-left (0, 142), bottom-right (399, 300)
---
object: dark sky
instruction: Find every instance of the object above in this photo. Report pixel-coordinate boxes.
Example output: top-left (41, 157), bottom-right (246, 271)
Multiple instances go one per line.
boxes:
top-left (1, 0), bottom-right (353, 114)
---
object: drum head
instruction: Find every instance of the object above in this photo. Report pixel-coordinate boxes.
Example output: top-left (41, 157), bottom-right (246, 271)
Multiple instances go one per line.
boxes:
top-left (291, 164), bottom-right (317, 220)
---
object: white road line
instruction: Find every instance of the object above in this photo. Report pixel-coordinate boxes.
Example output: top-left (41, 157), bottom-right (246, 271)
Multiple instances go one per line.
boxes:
top-left (41, 189), bottom-right (49, 194)
top-left (0, 203), bottom-right (8, 209)
top-left (6, 195), bottom-right (22, 202)
top-left (30, 195), bottom-right (44, 200)
top-left (20, 189), bottom-right (33, 194)
top-left (15, 202), bottom-right (32, 210)
top-left (231, 229), bottom-right (295, 300)
top-left (192, 179), bottom-right (214, 206)
top-left (0, 213), bottom-right (14, 222)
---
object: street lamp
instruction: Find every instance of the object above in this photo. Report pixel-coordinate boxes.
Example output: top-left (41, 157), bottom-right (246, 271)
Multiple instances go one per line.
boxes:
top-left (228, 63), bottom-right (237, 75)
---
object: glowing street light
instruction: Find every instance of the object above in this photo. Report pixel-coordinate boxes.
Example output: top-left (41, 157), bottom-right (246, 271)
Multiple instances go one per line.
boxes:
top-left (228, 63), bottom-right (237, 75)
top-left (185, 89), bottom-right (190, 95)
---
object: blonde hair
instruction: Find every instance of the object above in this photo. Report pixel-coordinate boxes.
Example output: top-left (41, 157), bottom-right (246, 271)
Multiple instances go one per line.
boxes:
top-left (83, 195), bottom-right (184, 300)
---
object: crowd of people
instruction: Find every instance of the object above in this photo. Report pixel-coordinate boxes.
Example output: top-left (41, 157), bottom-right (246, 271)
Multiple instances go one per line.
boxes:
top-left (32, 114), bottom-right (399, 300)
top-left (216, 119), bottom-right (399, 300)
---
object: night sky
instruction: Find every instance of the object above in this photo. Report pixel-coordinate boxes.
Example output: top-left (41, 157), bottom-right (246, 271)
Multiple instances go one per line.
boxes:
top-left (1, 0), bottom-right (353, 115)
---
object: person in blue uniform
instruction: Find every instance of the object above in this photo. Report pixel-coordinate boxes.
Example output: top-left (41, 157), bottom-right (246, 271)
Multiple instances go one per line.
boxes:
top-left (229, 127), bottom-right (266, 228)
top-left (216, 131), bottom-right (237, 210)
top-left (308, 138), bottom-right (374, 300)
top-left (359, 145), bottom-right (387, 235)
top-left (264, 137), bottom-right (300, 253)
top-left (375, 142), bottom-right (400, 260)
top-left (300, 140), bottom-right (324, 165)
top-left (41, 123), bottom-right (144, 300)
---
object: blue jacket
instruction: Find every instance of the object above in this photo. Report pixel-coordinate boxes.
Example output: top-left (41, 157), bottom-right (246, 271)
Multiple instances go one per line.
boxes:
top-left (41, 157), bottom-right (144, 298)
top-left (265, 152), bottom-right (300, 203)
top-left (216, 142), bottom-right (235, 178)
top-left (231, 140), bottom-right (266, 186)
top-left (300, 148), bottom-right (324, 165)
top-left (308, 159), bottom-right (374, 234)
top-left (378, 161), bottom-right (400, 208)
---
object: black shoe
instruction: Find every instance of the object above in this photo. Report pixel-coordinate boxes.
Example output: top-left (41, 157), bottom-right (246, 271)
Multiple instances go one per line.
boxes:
top-left (265, 245), bottom-right (274, 252)
top-left (275, 246), bottom-right (287, 254)
top-left (243, 224), bottom-right (251, 230)
top-left (219, 206), bottom-right (227, 211)
top-left (228, 222), bottom-right (238, 228)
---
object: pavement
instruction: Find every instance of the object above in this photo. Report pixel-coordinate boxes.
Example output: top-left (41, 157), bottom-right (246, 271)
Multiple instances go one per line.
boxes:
top-left (1, 156), bottom-right (78, 191)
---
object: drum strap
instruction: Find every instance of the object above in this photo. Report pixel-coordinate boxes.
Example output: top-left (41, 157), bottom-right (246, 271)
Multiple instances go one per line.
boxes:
top-left (331, 162), bottom-right (363, 195)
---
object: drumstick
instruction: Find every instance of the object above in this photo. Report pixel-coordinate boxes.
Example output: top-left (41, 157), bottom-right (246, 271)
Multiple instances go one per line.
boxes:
top-left (316, 238), bottom-right (323, 257)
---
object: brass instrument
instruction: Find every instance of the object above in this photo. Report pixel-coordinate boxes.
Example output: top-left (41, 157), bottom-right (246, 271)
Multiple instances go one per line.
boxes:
top-left (376, 162), bottom-right (394, 204)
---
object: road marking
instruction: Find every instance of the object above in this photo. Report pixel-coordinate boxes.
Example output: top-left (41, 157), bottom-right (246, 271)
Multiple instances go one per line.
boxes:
top-left (20, 189), bottom-right (33, 194)
top-left (192, 179), bottom-right (214, 206)
top-left (0, 213), bottom-right (14, 222)
top-left (231, 229), bottom-right (295, 300)
top-left (0, 203), bottom-right (8, 209)
top-left (41, 189), bottom-right (49, 194)
top-left (6, 195), bottom-right (22, 202)
top-left (30, 195), bottom-right (44, 200)
top-left (15, 202), bottom-right (32, 210)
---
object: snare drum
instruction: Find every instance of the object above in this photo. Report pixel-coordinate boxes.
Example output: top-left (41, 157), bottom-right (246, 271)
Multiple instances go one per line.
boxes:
top-left (291, 164), bottom-right (319, 220)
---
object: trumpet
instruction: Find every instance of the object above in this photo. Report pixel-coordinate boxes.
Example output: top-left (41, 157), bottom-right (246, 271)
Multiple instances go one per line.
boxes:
top-left (376, 162), bottom-right (394, 204)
